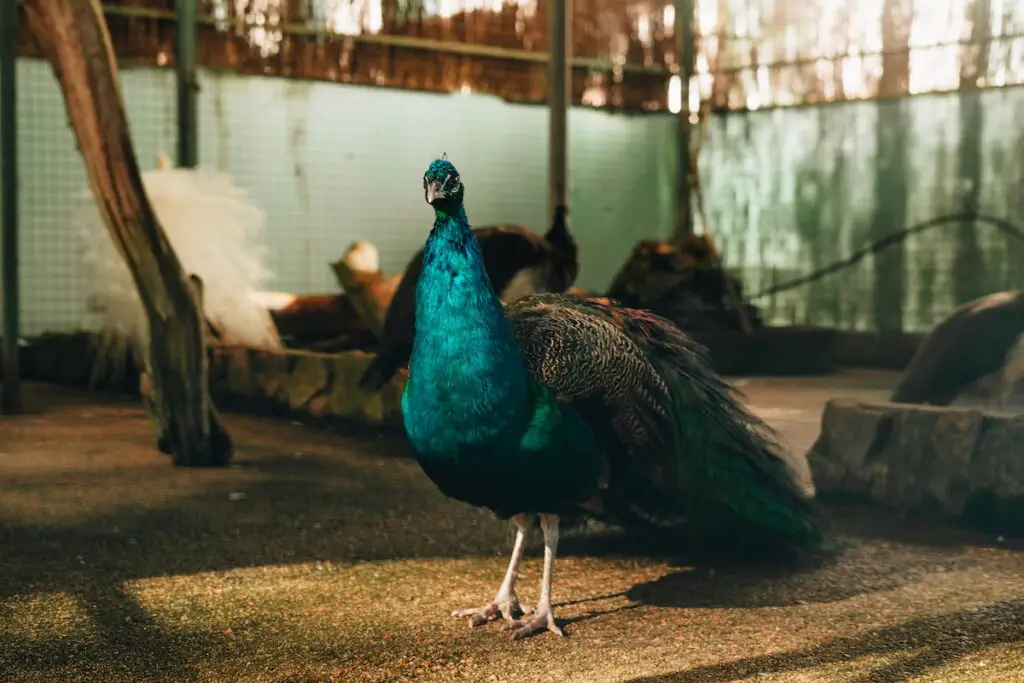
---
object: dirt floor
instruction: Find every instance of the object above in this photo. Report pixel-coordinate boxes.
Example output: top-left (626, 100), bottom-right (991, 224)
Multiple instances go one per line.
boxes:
top-left (1, 374), bottom-right (1022, 683)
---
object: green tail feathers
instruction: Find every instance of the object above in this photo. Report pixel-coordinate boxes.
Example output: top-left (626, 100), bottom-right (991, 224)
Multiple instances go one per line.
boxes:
top-left (654, 351), bottom-right (824, 555)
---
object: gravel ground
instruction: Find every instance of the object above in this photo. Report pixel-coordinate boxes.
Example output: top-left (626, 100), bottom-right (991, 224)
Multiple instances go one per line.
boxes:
top-left (1, 377), bottom-right (1022, 683)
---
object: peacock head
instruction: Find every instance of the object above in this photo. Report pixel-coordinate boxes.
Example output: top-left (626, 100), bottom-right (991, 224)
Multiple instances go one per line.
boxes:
top-left (423, 158), bottom-right (464, 214)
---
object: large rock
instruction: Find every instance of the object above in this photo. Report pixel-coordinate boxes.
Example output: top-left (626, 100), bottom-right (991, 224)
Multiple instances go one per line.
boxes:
top-left (248, 347), bottom-right (292, 402)
top-left (280, 352), bottom-right (330, 411)
top-left (20, 332), bottom-right (410, 429)
top-left (808, 399), bottom-right (1024, 534)
top-left (325, 351), bottom-right (404, 425)
top-left (208, 345), bottom-right (404, 427)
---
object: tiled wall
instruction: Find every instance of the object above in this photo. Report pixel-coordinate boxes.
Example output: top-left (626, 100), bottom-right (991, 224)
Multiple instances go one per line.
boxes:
top-left (4, 58), bottom-right (1023, 336)
top-left (6, 60), bottom-right (676, 335)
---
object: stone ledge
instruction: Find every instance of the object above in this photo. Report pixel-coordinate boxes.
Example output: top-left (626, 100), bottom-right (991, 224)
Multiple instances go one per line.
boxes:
top-left (807, 399), bottom-right (1024, 535)
top-left (691, 326), bottom-right (837, 375)
top-left (209, 345), bottom-right (405, 427)
top-left (14, 332), bottom-right (406, 428)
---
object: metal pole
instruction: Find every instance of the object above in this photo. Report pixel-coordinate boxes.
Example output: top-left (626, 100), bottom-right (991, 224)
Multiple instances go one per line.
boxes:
top-left (672, 0), bottom-right (696, 243)
top-left (547, 0), bottom-right (570, 219)
top-left (1, 0), bottom-right (20, 415)
top-left (175, 0), bottom-right (198, 168)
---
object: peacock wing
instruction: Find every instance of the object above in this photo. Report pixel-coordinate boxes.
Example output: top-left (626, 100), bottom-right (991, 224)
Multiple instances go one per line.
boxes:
top-left (504, 293), bottom-right (680, 483)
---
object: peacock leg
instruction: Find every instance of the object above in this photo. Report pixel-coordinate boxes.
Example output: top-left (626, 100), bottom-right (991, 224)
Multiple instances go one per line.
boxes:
top-left (452, 513), bottom-right (535, 627)
top-left (505, 513), bottom-right (565, 640)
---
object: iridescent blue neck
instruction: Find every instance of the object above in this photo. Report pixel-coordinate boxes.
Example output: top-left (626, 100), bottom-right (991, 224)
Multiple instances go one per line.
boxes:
top-left (407, 205), bottom-right (529, 421)
top-left (434, 203), bottom-right (468, 223)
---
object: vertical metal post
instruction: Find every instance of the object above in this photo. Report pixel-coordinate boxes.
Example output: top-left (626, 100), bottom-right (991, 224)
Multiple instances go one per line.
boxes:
top-left (672, 0), bottom-right (696, 243)
top-left (1, 0), bottom-right (20, 414)
top-left (176, 0), bottom-right (199, 168)
top-left (547, 0), bottom-right (570, 218)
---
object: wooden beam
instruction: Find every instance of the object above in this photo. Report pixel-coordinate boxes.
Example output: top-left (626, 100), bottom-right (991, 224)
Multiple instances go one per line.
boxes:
top-left (175, 0), bottom-right (198, 168)
top-left (0, 0), bottom-right (19, 415)
top-left (547, 0), bottom-right (570, 220)
top-left (670, 0), bottom-right (696, 245)
top-left (22, 0), bottom-right (233, 466)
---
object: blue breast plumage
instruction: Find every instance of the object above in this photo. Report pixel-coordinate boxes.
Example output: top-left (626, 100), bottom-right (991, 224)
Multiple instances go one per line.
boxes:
top-left (400, 172), bottom-right (603, 518)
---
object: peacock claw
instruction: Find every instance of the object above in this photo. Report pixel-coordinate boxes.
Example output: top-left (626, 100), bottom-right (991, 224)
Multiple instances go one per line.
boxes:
top-left (452, 596), bottom-right (533, 627)
top-left (506, 607), bottom-right (564, 640)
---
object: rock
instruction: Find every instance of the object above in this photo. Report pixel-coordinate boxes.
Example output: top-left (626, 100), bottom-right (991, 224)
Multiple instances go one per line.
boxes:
top-left (280, 353), bottom-right (330, 411)
top-left (20, 332), bottom-right (408, 430)
top-left (808, 399), bottom-right (1024, 534)
top-left (606, 238), bottom-right (763, 333)
top-left (326, 351), bottom-right (386, 423)
top-left (248, 347), bottom-right (291, 401)
top-left (307, 394), bottom-right (330, 418)
top-left (207, 345), bottom-right (229, 390)
top-left (220, 346), bottom-right (253, 397)
top-left (971, 416), bottom-right (1024, 498)
top-left (379, 370), bottom-right (407, 425)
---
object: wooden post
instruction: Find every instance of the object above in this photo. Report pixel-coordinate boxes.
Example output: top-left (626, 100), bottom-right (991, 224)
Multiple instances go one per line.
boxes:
top-left (547, 0), bottom-right (570, 220)
top-left (0, 0), bottom-right (19, 414)
top-left (23, 0), bottom-right (233, 466)
top-left (670, 0), bottom-right (696, 246)
top-left (175, 0), bottom-right (199, 168)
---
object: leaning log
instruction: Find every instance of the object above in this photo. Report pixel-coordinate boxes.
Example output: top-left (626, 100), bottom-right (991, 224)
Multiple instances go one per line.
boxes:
top-left (330, 241), bottom-right (402, 337)
top-left (23, 0), bottom-right (232, 466)
top-left (261, 293), bottom-right (368, 339)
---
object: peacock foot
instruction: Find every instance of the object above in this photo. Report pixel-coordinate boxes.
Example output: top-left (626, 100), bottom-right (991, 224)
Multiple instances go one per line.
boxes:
top-left (452, 594), bottom-right (534, 627)
top-left (505, 605), bottom-right (564, 640)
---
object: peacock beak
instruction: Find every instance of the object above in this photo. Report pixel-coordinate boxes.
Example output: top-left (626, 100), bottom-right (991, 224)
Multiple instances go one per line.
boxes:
top-left (425, 180), bottom-right (446, 206)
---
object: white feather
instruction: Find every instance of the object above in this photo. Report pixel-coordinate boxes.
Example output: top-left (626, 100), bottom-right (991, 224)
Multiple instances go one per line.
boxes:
top-left (250, 291), bottom-right (299, 312)
top-left (77, 159), bottom-right (283, 371)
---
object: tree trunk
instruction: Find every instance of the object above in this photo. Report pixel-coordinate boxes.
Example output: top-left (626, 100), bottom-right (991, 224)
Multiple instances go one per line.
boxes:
top-left (23, 0), bottom-right (233, 466)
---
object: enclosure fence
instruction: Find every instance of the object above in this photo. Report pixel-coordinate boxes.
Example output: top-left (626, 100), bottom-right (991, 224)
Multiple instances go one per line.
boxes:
top-left (5, 0), bottom-right (1024, 337)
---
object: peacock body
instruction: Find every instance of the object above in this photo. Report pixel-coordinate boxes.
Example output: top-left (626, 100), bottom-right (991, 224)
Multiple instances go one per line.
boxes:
top-left (402, 159), bottom-right (821, 640)
top-left (403, 210), bottom-right (602, 519)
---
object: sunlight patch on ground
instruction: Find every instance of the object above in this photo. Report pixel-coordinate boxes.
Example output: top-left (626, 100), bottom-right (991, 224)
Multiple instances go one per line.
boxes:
top-left (90, 554), bottom-right (1023, 682)
top-left (1, 592), bottom-right (97, 643)
top-left (756, 652), bottom-right (928, 683)
top-left (747, 406), bottom-right (810, 420)
top-left (914, 643), bottom-right (1024, 683)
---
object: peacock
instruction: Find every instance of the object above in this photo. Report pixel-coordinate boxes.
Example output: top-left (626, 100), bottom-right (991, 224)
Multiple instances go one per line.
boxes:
top-left (891, 290), bottom-right (1024, 409)
top-left (401, 158), bottom-right (823, 640)
top-left (359, 205), bottom-right (578, 392)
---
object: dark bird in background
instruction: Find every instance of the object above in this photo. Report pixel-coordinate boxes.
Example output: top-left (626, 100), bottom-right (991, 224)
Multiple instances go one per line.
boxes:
top-left (401, 158), bottom-right (822, 640)
top-left (891, 290), bottom-right (1024, 410)
top-left (359, 207), bottom-right (578, 392)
